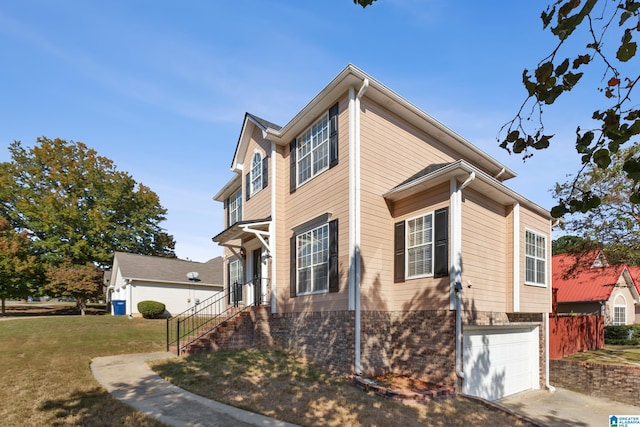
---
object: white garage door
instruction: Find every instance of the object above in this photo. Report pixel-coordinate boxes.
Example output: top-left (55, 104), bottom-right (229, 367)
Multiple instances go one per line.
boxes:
top-left (463, 326), bottom-right (539, 401)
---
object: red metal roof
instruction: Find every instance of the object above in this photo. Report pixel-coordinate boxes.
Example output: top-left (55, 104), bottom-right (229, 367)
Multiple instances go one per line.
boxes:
top-left (552, 252), bottom-right (627, 303)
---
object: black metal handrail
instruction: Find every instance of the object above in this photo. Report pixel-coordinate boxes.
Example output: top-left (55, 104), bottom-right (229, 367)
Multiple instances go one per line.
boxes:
top-left (166, 278), bottom-right (267, 355)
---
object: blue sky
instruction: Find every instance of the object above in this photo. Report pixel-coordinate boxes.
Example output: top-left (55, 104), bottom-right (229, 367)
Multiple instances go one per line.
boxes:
top-left (0, 1), bottom-right (594, 261)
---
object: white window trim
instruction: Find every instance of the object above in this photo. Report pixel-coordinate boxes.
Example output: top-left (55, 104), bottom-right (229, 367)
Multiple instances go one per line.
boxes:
top-left (296, 112), bottom-right (330, 188)
top-left (613, 294), bottom-right (627, 325)
top-left (296, 223), bottom-right (330, 296)
top-left (405, 211), bottom-right (434, 280)
top-left (524, 228), bottom-right (547, 287)
top-left (250, 151), bottom-right (263, 196)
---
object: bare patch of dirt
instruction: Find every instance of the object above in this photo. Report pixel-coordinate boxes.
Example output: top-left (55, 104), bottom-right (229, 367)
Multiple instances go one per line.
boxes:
top-left (374, 373), bottom-right (439, 394)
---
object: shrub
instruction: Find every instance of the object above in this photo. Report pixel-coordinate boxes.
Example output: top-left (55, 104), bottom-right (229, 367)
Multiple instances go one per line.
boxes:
top-left (605, 325), bottom-right (640, 345)
top-left (137, 300), bottom-right (166, 319)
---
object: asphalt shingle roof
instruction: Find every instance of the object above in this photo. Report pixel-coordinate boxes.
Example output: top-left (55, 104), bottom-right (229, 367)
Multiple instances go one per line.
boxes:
top-left (113, 252), bottom-right (223, 285)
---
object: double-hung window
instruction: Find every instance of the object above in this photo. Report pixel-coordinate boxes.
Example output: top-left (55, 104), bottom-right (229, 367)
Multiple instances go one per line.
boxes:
top-left (525, 229), bottom-right (546, 286)
top-left (394, 208), bottom-right (448, 282)
top-left (296, 224), bottom-right (329, 294)
top-left (407, 214), bottom-right (434, 278)
top-left (289, 218), bottom-right (339, 297)
top-left (250, 152), bottom-right (263, 195)
top-left (297, 114), bottom-right (329, 186)
top-left (227, 188), bottom-right (242, 227)
top-left (289, 103), bottom-right (339, 192)
top-left (613, 295), bottom-right (626, 325)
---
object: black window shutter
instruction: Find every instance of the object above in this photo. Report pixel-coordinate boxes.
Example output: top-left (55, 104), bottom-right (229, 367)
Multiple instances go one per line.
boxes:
top-left (394, 221), bottom-right (405, 283)
top-left (434, 208), bottom-right (449, 278)
top-left (289, 139), bottom-right (297, 193)
top-left (329, 103), bottom-right (339, 168)
top-left (262, 155), bottom-right (268, 189)
top-left (290, 235), bottom-right (297, 298)
top-left (245, 172), bottom-right (251, 201)
top-left (328, 219), bottom-right (339, 293)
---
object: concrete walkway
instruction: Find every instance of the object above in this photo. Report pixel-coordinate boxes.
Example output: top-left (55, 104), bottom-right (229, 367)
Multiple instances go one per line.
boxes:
top-left (91, 352), bottom-right (300, 427)
top-left (92, 352), bottom-right (640, 427)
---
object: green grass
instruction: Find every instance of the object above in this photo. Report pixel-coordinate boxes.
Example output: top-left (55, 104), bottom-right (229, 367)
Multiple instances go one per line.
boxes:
top-left (0, 315), bottom-right (168, 426)
top-left (563, 344), bottom-right (640, 365)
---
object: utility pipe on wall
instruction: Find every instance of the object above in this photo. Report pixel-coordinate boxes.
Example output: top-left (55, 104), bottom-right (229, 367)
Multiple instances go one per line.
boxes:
top-left (353, 78), bottom-right (369, 376)
top-left (453, 172), bottom-right (475, 380)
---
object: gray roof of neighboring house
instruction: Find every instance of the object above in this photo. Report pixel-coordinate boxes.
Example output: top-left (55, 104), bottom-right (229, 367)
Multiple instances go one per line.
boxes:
top-left (112, 252), bottom-right (223, 286)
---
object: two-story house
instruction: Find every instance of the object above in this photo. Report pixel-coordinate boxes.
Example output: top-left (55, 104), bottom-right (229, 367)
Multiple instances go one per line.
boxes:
top-left (212, 64), bottom-right (553, 401)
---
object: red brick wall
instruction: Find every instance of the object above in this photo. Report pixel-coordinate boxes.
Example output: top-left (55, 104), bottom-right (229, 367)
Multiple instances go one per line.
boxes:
top-left (549, 315), bottom-right (604, 359)
top-left (550, 359), bottom-right (640, 405)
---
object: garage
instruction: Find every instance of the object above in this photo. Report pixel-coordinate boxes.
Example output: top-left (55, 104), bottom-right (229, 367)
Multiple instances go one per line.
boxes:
top-left (463, 326), bottom-right (539, 401)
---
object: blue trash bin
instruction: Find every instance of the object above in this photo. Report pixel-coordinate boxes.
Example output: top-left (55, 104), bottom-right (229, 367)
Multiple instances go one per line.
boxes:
top-left (112, 300), bottom-right (126, 316)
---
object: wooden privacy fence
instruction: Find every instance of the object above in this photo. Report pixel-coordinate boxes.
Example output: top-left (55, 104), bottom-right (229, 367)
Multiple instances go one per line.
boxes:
top-left (548, 314), bottom-right (604, 359)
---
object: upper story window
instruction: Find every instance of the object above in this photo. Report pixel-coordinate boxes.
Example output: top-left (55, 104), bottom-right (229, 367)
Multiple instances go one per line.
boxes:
top-left (245, 151), bottom-right (268, 201)
top-left (297, 114), bottom-right (329, 186)
top-left (226, 188), bottom-right (242, 227)
top-left (251, 152), bottom-right (263, 195)
top-left (525, 229), bottom-right (547, 286)
top-left (289, 103), bottom-right (339, 192)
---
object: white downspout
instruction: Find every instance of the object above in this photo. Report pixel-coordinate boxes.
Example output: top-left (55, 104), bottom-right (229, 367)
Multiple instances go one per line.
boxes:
top-left (513, 203), bottom-right (520, 313)
top-left (545, 219), bottom-right (555, 392)
top-left (270, 141), bottom-right (277, 313)
top-left (454, 172), bottom-right (475, 380)
top-left (354, 78), bottom-right (369, 376)
top-left (348, 87), bottom-right (356, 312)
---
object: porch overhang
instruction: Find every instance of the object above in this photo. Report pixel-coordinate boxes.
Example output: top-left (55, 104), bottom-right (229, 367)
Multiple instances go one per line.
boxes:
top-left (212, 217), bottom-right (272, 254)
top-left (383, 160), bottom-right (551, 219)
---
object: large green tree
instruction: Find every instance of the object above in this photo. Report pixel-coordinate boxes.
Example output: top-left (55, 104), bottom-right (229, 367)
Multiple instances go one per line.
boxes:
top-left (554, 144), bottom-right (640, 264)
top-left (0, 218), bottom-right (36, 315)
top-left (0, 137), bottom-right (176, 269)
top-left (354, 0), bottom-right (640, 216)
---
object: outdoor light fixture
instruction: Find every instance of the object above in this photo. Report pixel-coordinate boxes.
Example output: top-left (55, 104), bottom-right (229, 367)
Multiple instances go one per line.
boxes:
top-left (186, 272), bottom-right (200, 281)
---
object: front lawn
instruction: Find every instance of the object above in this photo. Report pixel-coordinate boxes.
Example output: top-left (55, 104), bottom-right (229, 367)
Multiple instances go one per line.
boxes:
top-left (0, 315), bottom-right (167, 426)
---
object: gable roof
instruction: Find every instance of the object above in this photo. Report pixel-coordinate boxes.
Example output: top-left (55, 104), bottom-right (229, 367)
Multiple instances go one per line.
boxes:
top-left (112, 252), bottom-right (223, 286)
top-left (553, 251), bottom-right (633, 302)
top-left (229, 64), bottom-right (516, 181)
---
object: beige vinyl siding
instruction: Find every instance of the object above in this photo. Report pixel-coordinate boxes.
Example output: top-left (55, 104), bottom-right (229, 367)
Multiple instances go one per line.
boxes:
top-left (279, 98), bottom-right (350, 313)
top-left (358, 98), bottom-right (459, 312)
top-left (460, 188), bottom-right (509, 312)
top-left (605, 275), bottom-right (636, 325)
top-left (518, 206), bottom-right (551, 313)
top-left (242, 128), bottom-right (272, 221)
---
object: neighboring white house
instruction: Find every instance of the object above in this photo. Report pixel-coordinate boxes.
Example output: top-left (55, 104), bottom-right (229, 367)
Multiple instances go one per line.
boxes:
top-left (107, 252), bottom-right (224, 317)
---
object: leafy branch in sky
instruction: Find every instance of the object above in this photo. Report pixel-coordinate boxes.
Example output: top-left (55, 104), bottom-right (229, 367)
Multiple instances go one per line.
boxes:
top-left (498, 0), bottom-right (640, 216)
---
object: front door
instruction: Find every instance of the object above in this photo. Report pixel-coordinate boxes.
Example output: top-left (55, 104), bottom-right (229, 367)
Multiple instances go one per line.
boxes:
top-left (253, 248), bottom-right (262, 305)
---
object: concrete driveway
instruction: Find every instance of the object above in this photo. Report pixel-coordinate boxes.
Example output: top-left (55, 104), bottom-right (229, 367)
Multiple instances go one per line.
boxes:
top-left (498, 387), bottom-right (640, 427)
